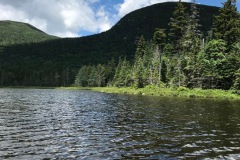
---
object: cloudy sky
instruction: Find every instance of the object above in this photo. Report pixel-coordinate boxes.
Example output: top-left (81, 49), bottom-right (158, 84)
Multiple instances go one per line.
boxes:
top-left (0, 0), bottom-right (239, 37)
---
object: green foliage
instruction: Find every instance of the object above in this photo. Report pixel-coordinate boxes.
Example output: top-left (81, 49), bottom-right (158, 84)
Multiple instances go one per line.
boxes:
top-left (233, 69), bottom-right (240, 90)
top-left (89, 86), bottom-right (240, 99)
top-left (177, 86), bottom-right (190, 92)
top-left (75, 65), bottom-right (90, 87)
top-left (135, 36), bottom-right (146, 58)
top-left (163, 43), bottom-right (174, 56)
top-left (212, 0), bottom-right (240, 49)
top-left (153, 28), bottom-right (166, 50)
top-left (74, 61), bottom-right (116, 87)
top-left (203, 39), bottom-right (226, 75)
top-left (113, 58), bottom-right (132, 87)
top-left (133, 57), bottom-right (144, 88)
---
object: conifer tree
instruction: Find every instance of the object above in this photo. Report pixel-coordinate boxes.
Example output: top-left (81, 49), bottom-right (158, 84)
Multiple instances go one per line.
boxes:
top-left (133, 35), bottom-right (147, 88)
top-left (135, 35), bottom-right (146, 59)
top-left (143, 41), bottom-right (156, 84)
top-left (212, 0), bottom-right (240, 49)
top-left (202, 39), bottom-right (227, 88)
top-left (163, 43), bottom-right (174, 56)
top-left (168, 0), bottom-right (188, 51)
top-left (153, 28), bottom-right (166, 82)
top-left (181, 0), bottom-right (201, 54)
top-left (161, 57), bottom-right (168, 83)
top-left (112, 58), bottom-right (122, 86)
top-left (151, 47), bottom-right (161, 84)
top-left (133, 57), bottom-right (144, 88)
top-left (74, 65), bottom-right (89, 87)
top-left (88, 66), bottom-right (98, 87)
top-left (189, 0), bottom-right (201, 36)
top-left (113, 58), bottom-right (132, 87)
top-left (96, 64), bottom-right (106, 87)
top-left (153, 28), bottom-right (166, 51)
top-left (105, 59), bottom-right (116, 86)
top-left (180, 0), bottom-right (202, 83)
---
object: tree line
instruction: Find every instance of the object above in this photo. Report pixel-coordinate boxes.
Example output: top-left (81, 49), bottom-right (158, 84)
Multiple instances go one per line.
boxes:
top-left (74, 0), bottom-right (240, 90)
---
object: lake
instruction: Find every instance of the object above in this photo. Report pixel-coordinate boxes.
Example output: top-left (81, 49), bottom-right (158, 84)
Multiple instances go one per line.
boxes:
top-left (0, 89), bottom-right (240, 159)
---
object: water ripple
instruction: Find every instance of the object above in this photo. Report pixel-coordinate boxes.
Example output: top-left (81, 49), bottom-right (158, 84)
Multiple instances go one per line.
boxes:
top-left (0, 89), bottom-right (240, 159)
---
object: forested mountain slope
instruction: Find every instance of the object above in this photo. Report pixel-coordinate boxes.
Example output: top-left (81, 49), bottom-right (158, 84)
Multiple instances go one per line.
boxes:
top-left (0, 20), bottom-right (58, 46)
top-left (0, 2), bottom-right (219, 86)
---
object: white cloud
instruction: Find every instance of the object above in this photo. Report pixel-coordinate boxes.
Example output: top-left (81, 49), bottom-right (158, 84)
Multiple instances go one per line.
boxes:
top-left (96, 6), bottom-right (112, 32)
top-left (0, 0), bottom-right (112, 37)
top-left (56, 31), bottom-right (80, 38)
top-left (117, 0), bottom-right (191, 17)
top-left (0, 0), bottom-right (191, 37)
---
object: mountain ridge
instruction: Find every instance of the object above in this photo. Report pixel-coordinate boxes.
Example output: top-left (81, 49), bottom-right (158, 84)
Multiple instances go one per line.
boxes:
top-left (0, 2), bottom-right (220, 86)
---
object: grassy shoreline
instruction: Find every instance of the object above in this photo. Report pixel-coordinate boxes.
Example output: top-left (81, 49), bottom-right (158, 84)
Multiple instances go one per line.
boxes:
top-left (1, 85), bottom-right (239, 100)
top-left (58, 85), bottom-right (240, 100)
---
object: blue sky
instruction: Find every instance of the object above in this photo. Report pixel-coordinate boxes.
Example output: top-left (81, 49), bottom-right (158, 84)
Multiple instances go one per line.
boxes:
top-left (0, 0), bottom-right (239, 37)
top-left (199, 0), bottom-right (239, 8)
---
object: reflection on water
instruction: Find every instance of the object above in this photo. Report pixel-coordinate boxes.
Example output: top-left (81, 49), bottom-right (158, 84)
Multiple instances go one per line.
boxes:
top-left (0, 89), bottom-right (240, 159)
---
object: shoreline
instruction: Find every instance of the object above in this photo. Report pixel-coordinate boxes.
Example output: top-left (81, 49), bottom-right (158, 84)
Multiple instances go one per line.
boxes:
top-left (1, 86), bottom-right (239, 100)
top-left (58, 86), bottom-right (240, 100)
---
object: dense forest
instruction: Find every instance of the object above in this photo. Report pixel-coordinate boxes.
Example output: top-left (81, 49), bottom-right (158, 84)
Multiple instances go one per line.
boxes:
top-left (74, 0), bottom-right (240, 90)
top-left (0, 2), bottom-right (219, 87)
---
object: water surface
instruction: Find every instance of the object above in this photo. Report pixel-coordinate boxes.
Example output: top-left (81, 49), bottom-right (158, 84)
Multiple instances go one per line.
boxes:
top-left (0, 89), bottom-right (240, 159)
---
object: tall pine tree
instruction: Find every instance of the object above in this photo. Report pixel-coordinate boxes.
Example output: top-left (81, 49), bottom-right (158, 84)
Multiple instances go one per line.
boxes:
top-left (181, 0), bottom-right (201, 54)
top-left (153, 28), bottom-right (166, 82)
top-left (212, 0), bottom-right (240, 50)
top-left (168, 0), bottom-right (188, 52)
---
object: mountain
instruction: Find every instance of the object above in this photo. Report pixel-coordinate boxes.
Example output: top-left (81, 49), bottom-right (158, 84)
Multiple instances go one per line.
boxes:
top-left (0, 20), bottom-right (58, 46)
top-left (0, 2), bottom-right (219, 86)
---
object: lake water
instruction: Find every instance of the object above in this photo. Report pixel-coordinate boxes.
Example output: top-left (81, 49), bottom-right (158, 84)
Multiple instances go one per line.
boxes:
top-left (0, 89), bottom-right (240, 160)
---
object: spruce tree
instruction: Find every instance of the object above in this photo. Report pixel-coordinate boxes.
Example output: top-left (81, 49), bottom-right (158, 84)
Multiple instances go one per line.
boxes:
top-left (168, 0), bottom-right (188, 52)
top-left (113, 58), bottom-right (132, 87)
top-left (153, 28), bottom-right (166, 51)
top-left (151, 46), bottom-right (161, 84)
top-left (96, 64), bottom-right (106, 87)
top-left (132, 36), bottom-right (146, 88)
top-left (143, 41), bottom-right (156, 85)
top-left (105, 59), bottom-right (116, 86)
top-left (133, 57), bottom-right (144, 88)
top-left (180, 0), bottom-right (202, 84)
top-left (135, 35), bottom-right (146, 59)
top-left (189, 0), bottom-right (201, 36)
top-left (181, 0), bottom-right (201, 54)
top-left (153, 28), bottom-right (166, 82)
top-left (74, 65), bottom-right (89, 87)
top-left (212, 0), bottom-right (240, 49)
